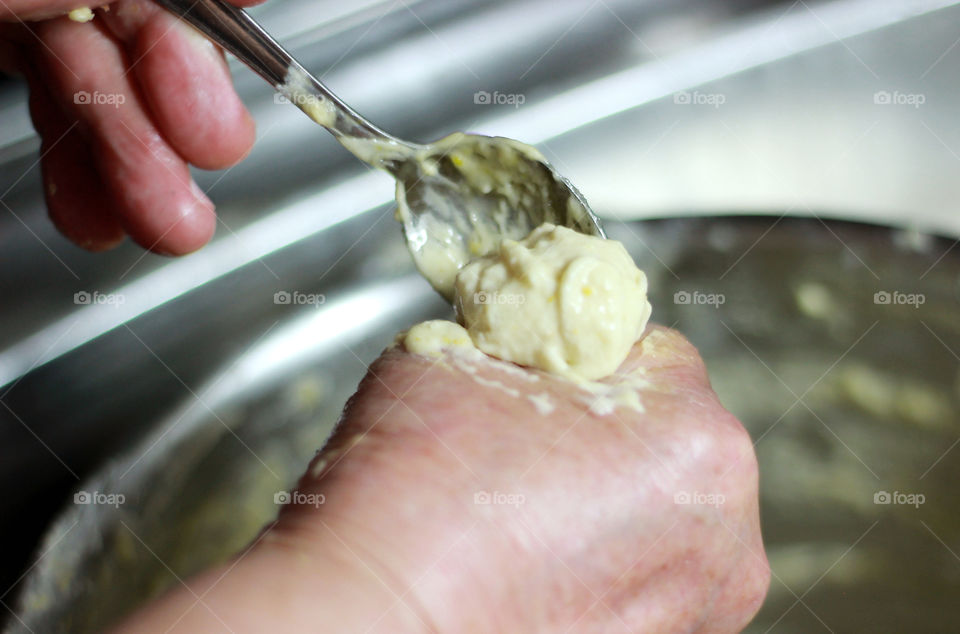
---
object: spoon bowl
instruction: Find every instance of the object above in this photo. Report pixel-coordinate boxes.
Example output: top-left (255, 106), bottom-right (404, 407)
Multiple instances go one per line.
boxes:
top-left (347, 132), bottom-right (604, 297)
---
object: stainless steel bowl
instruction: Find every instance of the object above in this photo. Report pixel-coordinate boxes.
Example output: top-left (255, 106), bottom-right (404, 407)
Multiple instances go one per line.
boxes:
top-left (11, 216), bottom-right (960, 632)
top-left (3, 0), bottom-right (960, 631)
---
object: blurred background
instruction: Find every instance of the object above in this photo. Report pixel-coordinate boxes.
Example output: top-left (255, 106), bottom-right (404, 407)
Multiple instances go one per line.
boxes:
top-left (2, 0), bottom-right (959, 631)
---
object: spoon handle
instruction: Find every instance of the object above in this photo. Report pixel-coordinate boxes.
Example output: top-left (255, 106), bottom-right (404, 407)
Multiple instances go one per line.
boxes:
top-left (154, 0), bottom-right (398, 144)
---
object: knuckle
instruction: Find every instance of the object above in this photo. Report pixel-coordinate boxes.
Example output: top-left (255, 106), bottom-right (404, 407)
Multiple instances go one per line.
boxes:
top-left (742, 550), bottom-right (772, 621)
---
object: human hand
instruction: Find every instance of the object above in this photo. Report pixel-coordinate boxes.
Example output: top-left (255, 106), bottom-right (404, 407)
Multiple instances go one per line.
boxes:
top-left (114, 324), bottom-right (769, 633)
top-left (1, 0), bottom-right (260, 254)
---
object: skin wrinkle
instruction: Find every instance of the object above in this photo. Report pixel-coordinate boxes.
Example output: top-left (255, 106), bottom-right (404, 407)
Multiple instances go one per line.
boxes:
top-left (326, 524), bottom-right (440, 634)
top-left (267, 505), bottom-right (440, 634)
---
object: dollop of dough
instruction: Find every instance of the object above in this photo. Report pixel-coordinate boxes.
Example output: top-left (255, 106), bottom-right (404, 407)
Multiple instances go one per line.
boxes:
top-left (400, 319), bottom-right (475, 358)
top-left (453, 223), bottom-right (651, 381)
top-left (68, 6), bottom-right (94, 21)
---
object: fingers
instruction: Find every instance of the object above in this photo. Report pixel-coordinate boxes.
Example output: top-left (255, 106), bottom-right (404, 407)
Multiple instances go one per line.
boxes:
top-left (100, 0), bottom-right (256, 170)
top-left (35, 15), bottom-right (216, 254)
top-left (0, 0), bottom-right (107, 22)
top-left (23, 60), bottom-right (125, 250)
top-left (18, 0), bottom-right (258, 254)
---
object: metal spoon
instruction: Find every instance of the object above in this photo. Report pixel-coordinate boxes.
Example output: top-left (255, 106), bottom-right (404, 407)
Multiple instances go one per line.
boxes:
top-left (155, 0), bottom-right (605, 299)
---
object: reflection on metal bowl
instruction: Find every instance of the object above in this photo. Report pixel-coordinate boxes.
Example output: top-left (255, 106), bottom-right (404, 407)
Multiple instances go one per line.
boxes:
top-left (11, 216), bottom-right (960, 633)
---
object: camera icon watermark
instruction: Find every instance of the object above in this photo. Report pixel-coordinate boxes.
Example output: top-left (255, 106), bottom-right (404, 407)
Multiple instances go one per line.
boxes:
top-left (74, 490), bottom-right (125, 508)
top-left (474, 291), bottom-right (525, 305)
top-left (74, 290), bottom-right (126, 307)
top-left (873, 290), bottom-right (924, 308)
top-left (73, 90), bottom-right (125, 108)
top-left (473, 90), bottom-right (526, 108)
top-left (274, 490), bottom-right (325, 507)
top-left (674, 490), bottom-right (725, 507)
top-left (673, 290), bottom-right (725, 308)
top-left (673, 90), bottom-right (725, 108)
top-left (873, 90), bottom-right (925, 108)
top-left (874, 490), bottom-right (924, 508)
top-left (274, 290), bottom-right (326, 308)
top-left (473, 490), bottom-right (525, 507)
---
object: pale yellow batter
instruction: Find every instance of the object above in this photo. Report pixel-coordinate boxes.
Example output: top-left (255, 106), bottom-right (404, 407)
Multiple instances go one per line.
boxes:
top-left (68, 6), bottom-right (94, 21)
top-left (454, 223), bottom-right (651, 381)
top-left (399, 224), bottom-right (654, 412)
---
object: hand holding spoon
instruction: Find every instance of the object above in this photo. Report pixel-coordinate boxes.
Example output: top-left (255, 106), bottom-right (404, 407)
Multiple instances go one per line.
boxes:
top-left (154, 0), bottom-right (605, 298)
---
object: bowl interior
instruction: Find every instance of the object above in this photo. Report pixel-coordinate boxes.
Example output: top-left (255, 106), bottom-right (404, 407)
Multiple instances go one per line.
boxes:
top-left (13, 215), bottom-right (960, 633)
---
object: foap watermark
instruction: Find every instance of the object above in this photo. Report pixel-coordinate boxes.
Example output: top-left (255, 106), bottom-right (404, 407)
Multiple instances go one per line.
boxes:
top-left (474, 291), bottom-right (525, 305)
top-left (274, 290), bottom-right (326, 307)
top-left (474, 490), bottom-right (525, 507)
top-left (274, 92), bottom-right (323, 108)
top-left (74, 90), bottom-right (125, 108)
top-left (74, 290), bottom-right (125, 306)
top-left (274, 490), bottom-right (326, 507)
top-left (74, 490), bottom-right (125, 508)
top-left (874, 290), bottom-right (924, 308)
top-left (873, 90), bottom-right (925, 109)
top-left (473, 90), bottom-right (525, 108)
top-left (874, 490), bottom-right (925, 508)
top-left (673, 90), bottom-right (725, 108)
top-left (674, 490), bottom-right (725, 507)
top-left (674, 290), bottom-right (725, 308)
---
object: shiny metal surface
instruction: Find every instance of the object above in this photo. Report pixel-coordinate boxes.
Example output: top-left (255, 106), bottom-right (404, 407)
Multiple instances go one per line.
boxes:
top-left (2, 0), bottom-right (960, 631)
top-left (11, 217), bottom-right (960, 633)
top-left (155, 0), bottom-right (407, 139)
top-left (156, 0), bottom-right (605, 299)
